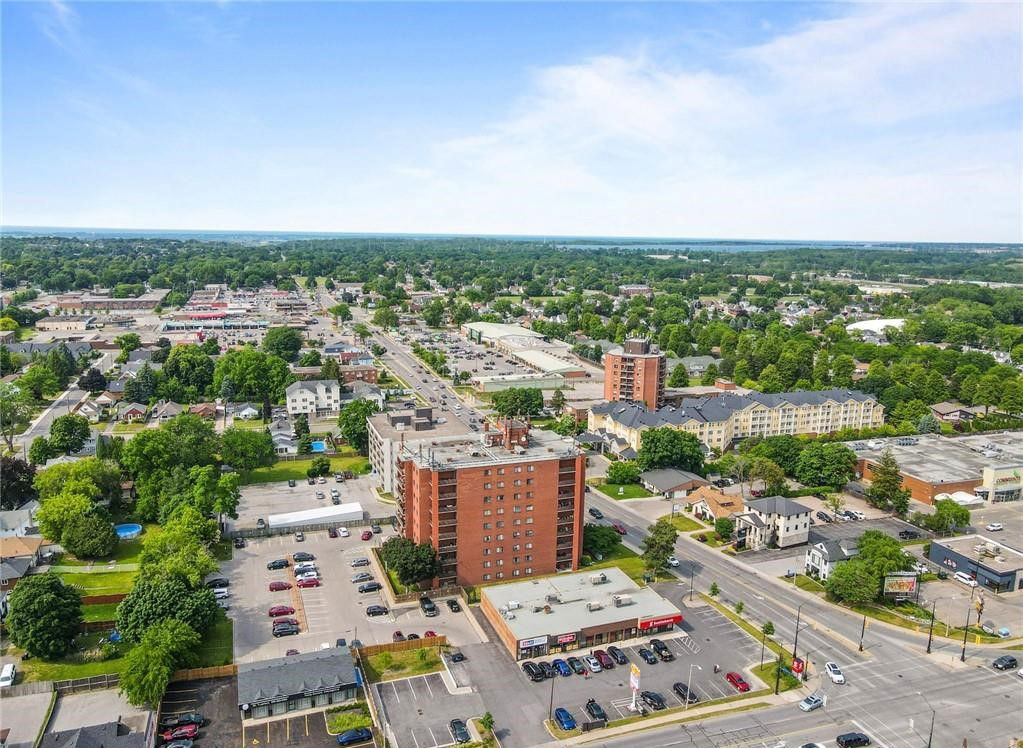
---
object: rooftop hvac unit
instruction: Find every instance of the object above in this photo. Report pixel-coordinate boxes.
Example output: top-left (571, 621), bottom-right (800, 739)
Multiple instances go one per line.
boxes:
top-left (532, 606), bottom-right (544, 613)
top-left (545, 593), bottom-right (561, 604)
top-left (586, 601), bottom-right (603, 612)
top-left (589, 572), bottom-right (608, 585)
top-left (612, 594), bottom-right (633, 607)
top-left (507, 600), bottom-right (520, 610)
top-left (470, 450), bottom-right (480, 457)
top-left (505, 613), bottom-right (516, 620)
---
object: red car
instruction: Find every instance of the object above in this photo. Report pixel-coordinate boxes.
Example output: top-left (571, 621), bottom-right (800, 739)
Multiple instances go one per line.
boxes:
top-left (297, 578), bottom-right (321, 588)
top-left (726, 672), bottom-right (750, 692)
top-left (269, 581), bottom-right (292, 591)
top-left (285, 649), bottom-right (300, 656)
top-left (361, 530), bottom-right (373, 541)
top-left (160, 724), bottom-right (199, 741)
top-left (610, 520), bottom-right (627, 535)
top-left (273, 617), bottom-right (298, 626)
top-left (269, 605), bottom-right (295, 617)
top-left (424, 630), bottom-right (438, 638)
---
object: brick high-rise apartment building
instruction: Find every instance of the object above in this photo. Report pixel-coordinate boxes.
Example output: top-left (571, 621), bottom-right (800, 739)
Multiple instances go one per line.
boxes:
top-left (395, 419), bottom-right (585, 587)
top-left (603, 338), bottom-right (666, 411)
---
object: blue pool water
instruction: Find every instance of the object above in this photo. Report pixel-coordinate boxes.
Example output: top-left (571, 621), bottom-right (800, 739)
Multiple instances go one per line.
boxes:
top-left (310, 440), bottom-right (326, 453)
top-left (114, 523), bottom-right (142, 539)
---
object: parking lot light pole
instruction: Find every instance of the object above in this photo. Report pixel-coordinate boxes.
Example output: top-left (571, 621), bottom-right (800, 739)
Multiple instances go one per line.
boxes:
top-left (548, 669), bottom-right (556, 723)
top-left (791, 603), bottom-right (806, 659)
top-left (684, 664), bottom-right (701, 712)
top-left (959, 606), bottom-right (972, 662)
top-left (858, 614), bottom-right (866, 652)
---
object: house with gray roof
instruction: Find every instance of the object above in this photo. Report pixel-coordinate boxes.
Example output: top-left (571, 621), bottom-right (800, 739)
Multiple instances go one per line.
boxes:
top-left (733, 496), bottom-right (812, 550)
top-left (237, 648), bottom-right (359, 720)
top-left (0, 501), bottom-right (39, 538)
top-left (639, 468), bottom-right (709, 499)
top-left (38, 721), bottom-right (145, 748)
top-left (804, 538), bottom-right (859, 580)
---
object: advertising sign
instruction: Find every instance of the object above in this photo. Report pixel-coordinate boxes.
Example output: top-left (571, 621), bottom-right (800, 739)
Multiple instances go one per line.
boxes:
top-left (638, 613), bottom-right (684, 631)
top-left (629, 663), bottom-right (641, 691)
top-left (518, 636), bottom-right (547, 648)
top-left (556, 633), bottom-right (576, 644)
top-left (883, 573), bottom-right (918, 597)
top-left (791, 658), bottom-right (804, 674)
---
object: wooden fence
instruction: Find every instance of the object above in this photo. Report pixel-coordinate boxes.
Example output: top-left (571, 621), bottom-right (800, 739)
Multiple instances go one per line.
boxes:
top-left (80, 594), bottom-right (127, 605)
top-left (1, 680), bottom-right (54, 698)
top-left (54, 673), bottom-right (120, 694)
top-left (354, 635), bottom-right (447, 657)
top-left (391, 585), bottom-right (463, 605)
top-left (170, 664), bottom-right (237, 682)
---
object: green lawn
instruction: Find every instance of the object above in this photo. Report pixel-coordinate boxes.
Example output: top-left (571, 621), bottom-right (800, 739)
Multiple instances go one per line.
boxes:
top-left (325, 703), bottom-right (372, 735)
top-left (786, 574), bottom-right (826, 594)
top-left (58, 571), bottom-right (137, 595)
top-left (230, 419), bottom-right (268, 430)
top-left (238, 456), bottom-right (371, 485)
top-left (585, 545), bottom-right (669, 585)
top-left (16, 632), bottom-right (129, 683)
top-left (211, 539), bottom-right (234, 562)
top-left (590, 480), bottom-right (655, 499)
top-left (363, 647), bottom-right (445, 682)
top-left (196, 612), bottom-right (234, 666)
top-left (112, 422), bottom-right (147, 433)
top-left (82, 603), bottom-right (120, 623)
top-left (59, 526), bottom-right (158, 566)
top-left (666, 514), bottom-right (705, 532)
top-left (691, 531), bottom-right (728, 548)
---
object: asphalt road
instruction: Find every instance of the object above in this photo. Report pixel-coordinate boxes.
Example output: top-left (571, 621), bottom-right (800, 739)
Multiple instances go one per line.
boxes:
top-left (17, 386), bottom-right (88, 449)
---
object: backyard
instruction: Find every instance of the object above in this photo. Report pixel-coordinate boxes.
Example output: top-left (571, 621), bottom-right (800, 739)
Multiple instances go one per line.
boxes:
top-left (588, 479), bottom-right (654, 500)
top-left (362, 647), bottom-right (445, 683)
top-left (57, 570), bottom-right (137, 596)
top-left (238, 455), bottom-right (370, 485)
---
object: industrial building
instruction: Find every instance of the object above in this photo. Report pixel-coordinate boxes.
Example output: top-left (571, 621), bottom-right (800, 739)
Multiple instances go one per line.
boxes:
top-left (481, 567), bottom-right (683, 660)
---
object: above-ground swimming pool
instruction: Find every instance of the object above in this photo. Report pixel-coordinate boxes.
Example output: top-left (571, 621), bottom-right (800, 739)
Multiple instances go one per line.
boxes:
top-left (310, 440), bottom-right (326, 452)
top-left (114, 523), bottom-right (142, 540)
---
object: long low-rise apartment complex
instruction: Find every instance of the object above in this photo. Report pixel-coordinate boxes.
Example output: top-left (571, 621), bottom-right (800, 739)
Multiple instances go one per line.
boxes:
top-left (588, 388), bottom-right (884, 453)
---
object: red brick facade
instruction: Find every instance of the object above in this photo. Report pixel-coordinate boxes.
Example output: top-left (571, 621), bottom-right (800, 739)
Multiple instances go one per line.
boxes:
top-left (603, 340), bottom-right (665, 411)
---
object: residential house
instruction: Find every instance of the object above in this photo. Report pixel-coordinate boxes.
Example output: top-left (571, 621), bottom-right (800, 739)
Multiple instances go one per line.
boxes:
top-left (75, 399), bottom-right (105, 423)
top-left (0, 502), bottom-right (39, 538)
top-left (929, 401), bottom-right (982, 424)
top-left (0, 536), bottom-right (44, 594)
top-left (116, 402), bottom-right (147, 422)
top-left (104, 379), bottom-right (127, 395)
top-left (804, 539), bottom-right (859, 581)
top-left (732, 496), bottom-right (812, 550)
top-left (285, 380), bottom-right (342, 417)
top-left (231, 402), bottom-right (262, 420)
top-left (188, 402), bottom-right (218, 419)
top-left (39, 721), bottom-right (146, 748)
top-left (151, 400), bottom-right (183, 422)
top-left (675, 356), bottom-right (722, 377)
top-left (95, 391), bottom-right (121, 407)
top-left (339, 382), bottom-right (384, 411)
top-left (639, 468), bottom-right (709, 499)
top-left (685, 486), bottom-right (742, 522)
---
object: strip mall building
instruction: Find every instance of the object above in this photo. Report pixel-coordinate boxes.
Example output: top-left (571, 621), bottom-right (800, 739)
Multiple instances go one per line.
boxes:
top-left (481, 567), bottom-right (683, 661)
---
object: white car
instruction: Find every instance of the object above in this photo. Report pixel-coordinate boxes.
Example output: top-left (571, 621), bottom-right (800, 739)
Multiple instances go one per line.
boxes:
top-left (913, 563), bottom-right (928, 574)
top-left (582, 655), bottom-right (602, 673)
top-left (296, 571), bottom-right (321, 582)
top-left (667, 556), bottom-right (680, 567)
top-left (295, 562), bottom-right (318, 573)
top-left (985, 523), bottom-right (1004, 532)
top-left (339, 527), bottom-right (350, 538)
top-left (213, 588), bottom-right (230, 600)
top-left (954, 571), bottom-right (978, 588)
top-left (825, 662), bottom-right (845, 684)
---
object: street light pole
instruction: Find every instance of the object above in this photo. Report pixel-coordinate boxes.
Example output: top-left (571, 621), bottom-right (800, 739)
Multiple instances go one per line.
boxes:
top-left (960, 606), bottom-right (971, 663)
top-left (773, 653), bottom-right (783, 695)
top-left (926, 600), bottom-right (936, 654)
top-left (926, 708), bottom-right (935, 748)
top-left (689, 569), bottom-right (695, 602)
top-left (548, 669), bottom-right (556, 723)
top-left (858, 614), bottom-right (866, 652)
top-left (802, 648), bottom-right (811, 682)
top-left (792, 603), bottom-right (806, 659)
top-left (684, 663), bottom-right (701, 712)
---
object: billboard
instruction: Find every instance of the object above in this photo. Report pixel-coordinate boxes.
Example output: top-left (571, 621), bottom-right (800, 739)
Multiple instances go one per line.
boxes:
top-left (629, 664), bottom-right (641, 691)
top-left (883, 573), bottom-right (918, 597)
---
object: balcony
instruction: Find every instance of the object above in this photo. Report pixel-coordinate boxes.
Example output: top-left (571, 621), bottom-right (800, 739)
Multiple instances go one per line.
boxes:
top-left (437, 478), bottom-right (458, 487)
top-left (556, 540), bottom-right (574, 550)
top-left (438, 519), bottom-right (457, 529)
top-left (558, 479), bottom-right (576, 488)
top-left (557, 501), bottom-right (573, 509)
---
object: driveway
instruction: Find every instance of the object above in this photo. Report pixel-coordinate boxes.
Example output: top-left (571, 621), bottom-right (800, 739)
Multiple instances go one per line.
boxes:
top-left (161, 677), bottom-right (240, 748)
top-left (374, 673), bottom-right (484, 748)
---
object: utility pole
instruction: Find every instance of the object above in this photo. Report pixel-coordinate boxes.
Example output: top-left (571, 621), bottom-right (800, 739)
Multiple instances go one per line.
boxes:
top-left (926, 600), bottom-right (936, 654)
top-left (792, 603), bottom-right (806, 659)
top-left (548, 669), bottom-right (556, 723)
top-left (773, 653), bottom-right (783, 695)
top-left (960, 607), bottom-right (971, 662)
top-left (858, 614), bottom-right (866, 652)
top-left (689, 569), bottom-right (695, 602)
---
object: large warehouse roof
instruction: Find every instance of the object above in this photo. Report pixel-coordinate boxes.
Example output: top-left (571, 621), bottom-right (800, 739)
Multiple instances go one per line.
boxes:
top-left (512, 349), bottom-right (584, 375)
top-left (464, 322), bottom-right (543, 341)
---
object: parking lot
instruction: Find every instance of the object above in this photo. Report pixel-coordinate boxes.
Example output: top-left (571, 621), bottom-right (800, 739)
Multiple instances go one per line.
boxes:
top-left (374, 673), bottom-right (485, 748)
top-left (511, 602), bottom-right (767, 727)
top-left (229, 475), bottom-right (393, 533)
top-left (968, 500), bottom-right (1023, 540)
top-left (160, 677), bottom-right (241, 748)
top-left (240, 713), bottom-right (341, 748)
top-left (223, 529), bottom-right (484, 663)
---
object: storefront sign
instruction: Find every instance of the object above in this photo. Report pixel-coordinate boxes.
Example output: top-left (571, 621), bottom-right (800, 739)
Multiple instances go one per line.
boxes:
top-left (556, 633), bottom-right (576, 644)
top-left (518, 636), bottom-right (547, 648)
top-left (629, 663), bottom-right (641, 691)
top-left (638, 613), bottom-right (683, 631)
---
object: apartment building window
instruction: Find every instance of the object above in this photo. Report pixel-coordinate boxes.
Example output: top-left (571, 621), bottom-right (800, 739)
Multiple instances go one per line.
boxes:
top-left (496, 507), bottom-right (504, 515)
top-left (514, 466), bottom-right (522, 473)
top-left (483, 522), bottom-right (491, 529)
top-left (483, 535), bottom-right (491, 542)
top-left (497, 494), bottom-right (505, 501)
top-left (525, 542), bottom-right (533, 549)
top-left (513, 506), bottom-right (522, 513)
top-left (525, 517), bottom-right (534, 524)
top-left (497, 534), bottom-right (504, 541)
top-left (484, 482), bottom-right (492, 489)
top-left (525, 530), bottom-right (534, 536)
top-left (496, 560), bottom-right (503, 566)
top-left (483, 509), bottom-right (492, 516)
top-left (526, 491), bottom-right (534, 498)
top-left (483, 560), bottom-right (491, 567)
top-left (525, 568), bottom-right (532, 575)
top-left (496, 521), bottom-right (504, 528)
top-left (483, 574), bottom-right (491, 581)
top-left (483, 548), bottom-right (490, 556)
top-left (483, 469), bottom-right (491, 476)
top-left (513, 519), bottom-right (521, 526)
top-left (527, 465), bottom-right (534, 472)
top-left (495, 546), bottom-right (503, 554)
top-left (497, 468), bottom-right (505, 475)
top-left (525, 555), bottom-right (532, 562)
top-left (497, 481), bottom-right (505, 488)
top-left (513, 556), bottom-right (520, 564)
top-left (483, 497), bottom-right (492, 504)
top-left (496, 572), bottom-right (504, 579)
top-left (512, 531), bottom-right (520, 538)
top-left (513, 493), bottom-right (521, 500)
top-left (513, 479), bottom-right (522, 486)
top-left (526, 478), bottom-right (534, 485)
top-left (513, 570), bottom-right (520, 576)
top-left (525, 504), bottom-right (534, 511)
top-left (512, 544), bottom-right (520, 551)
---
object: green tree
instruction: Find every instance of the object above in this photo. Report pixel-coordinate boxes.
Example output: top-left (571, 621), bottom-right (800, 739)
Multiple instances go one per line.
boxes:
top-left (319, 357), bottom-right (341, 381)
top-left (742, 435), bottom-right (804, 476)
top-left (973, 373), bottom-right (1002, 414)
top-left (212, 348), bottom-right (293, 404)
top-left (825, 560), bottom-right (879, 605)
top-left (37, 491), bottom-right (94, 541)
top-left (262, 327), bottom-right (305, 362)
top-left (18, 364), bottom-right (61, 399)
top-left (28, 436), bottom-right (52, 465)
top-left (824, 492), bottom-right (846, 518)
top-left (916, 414), bottom-right (942, 434)
top-left (372, 307), bottom-right (400, 329)
top-left (138, 526), bottom-right (218, 588)
top-left (298, 349), bottom-right (322, 367)
top-left (6, 573), bottom-right (82, 659)
top-left (757, 364), bottom-right (784, 393)
top-left (116, 576), bottom-right (218, 643)
top-left (865, 448), bottom-right (910, 514)
top-left (163, 344), bottom-right (215, 395)
top-left (328, 303), bottom-right (352, 324)
top-left (830, 354), bottom-right (856, 388)
top-left (0, 382), bottom-right (34, 450)
top-left (353, 323), bottom-right (371, 343)
top-left (393, 542), bottom-right (439, 586)
top-left (709, 581), bottom-right (720, 597)
top-left (583, 524), bottom-right (622, 558)
top-left (309, 455), bottom-right (332, 477)
top-left (714, 517), bottom-right (734, 540)
top-left (124, 363), bottom-right (157, 403)
top-left (999, 379), bottom-right (1023, 416)
top-left (200, 336), bottom-right (220, 355)
top-left (62, 513), bottom-right (119, 559)
top-left (78, 367), bottom-right (108, 393)
top-left (491, 388), bottom-right (544, 417)
top-left (338, 399), bottom-right (380, 453)
top-left (750, 457), bottom-right (787, 495)
top-left (114, 333), bottom-right (141, 355)
top-left (667, 363), bottom-right (689, 387)
top-left (606, 460), bottom-right (641, 484)
top-left (120, 619), bottom-right (201, 707)
top-left (641, 517), bottom-right (679, 572)
top-left (0, 456), bottom-right (36, 511)
top-left (928, 498), bottom-right (970, 534)
top-left (856, 529), bottom-right (914, 580)
top-left (380, 536), bottom-right (415, 568)
top-left (549, 388), bottom-right (566, 412)
top-left (636, 428), bottom-right (704, 474)
top-left (794, 442), bottom-right (856, 488)
top-left (34, 457), bottom-right (122, 502)
top-left (421, 300), bottom-right (447, 328)
top-left (221, 427), bottom-right (276, 471)
top-left (48, 413), bottom-right (91, 455)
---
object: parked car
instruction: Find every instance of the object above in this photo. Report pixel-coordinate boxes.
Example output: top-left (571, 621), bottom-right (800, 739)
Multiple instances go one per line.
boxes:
top-left (269, 581), bottom-right (292, 591)
top-left (954, 571), bottom-right (978, 587)
top-left (424, 630), bottom-right (437, 638)
top-left (360, 530), bottom-right (373, 541)
top-left (358, 582), bottom-right (383, 593)
top-left (267, 559), bottom-right (289, 570)
top-left (288, 479), bottom-right (296, 487)
top-left (335, 473), bottom-right (344, 482)
top-left (538, 661), bottom-right (556, 679)
top-left (307, 477), bottom-right (316, 485)
top-left (297, 578), bottom-right (321, 588)
top-left (366, 605), bottom-right (388, 617)
top-left (351, 557), bottom-right (370, 567)
top-left (522, 661), bottom-right (545, 682)
top-left (650, 639), bottom-right (675, 662)
top-left (233, 537), bottom-right (246, 548)
top-left (816, 511), bottom-right (833, 523)
top-left (315, 491), bottom-right (325, 500)
top-left (567, 656), bottom-right (586, 675)
top-left (285, 649), bottom-right (300, 656)
top-left (332, 496), bottom-right (341, 505)
top-left (588, 507), bottom-right (604, 519)
top-left (164, 741), bottom-right (193, 748)
top-left (799, 694), bottom-right (824, 712)
top-left (328, 528), bottom-right (338, 538)
top-left (584, 698), bottom-right (607, 721)
top-left (449, 719), bottom-right (471, 744)
top-left (159, 713), bottom-right (205, 729)
top-left (606, 646), bottom-right (628, 665)
top-left (273, 617), bottom-right (298, 626)
top-left (294, 552), bottom-right (315, 562)
top-left (256, 518), bottom-right (266, 529)
top-left (160, 725), bottom-right (199, 742)
top-left (339, 527), bottom-right (350, 537)
top-left (295, 561), bottom-right (318, 572)
top-left (449, 651), bottom-right (465, 662)
top-left (638, 648), bottom-right (658, 665)
top-left (295, 531), bottom-right (305, 541)
top-left (420, 595), bottom-right (438, 617)
top-left (726, 672), bottom-right (750, 692)
top-left (825, 662), bottom-right (846, 684)
top-left (406, 633), bottom-right (420, 640)
top-left (582, 655), bottom-right (602, 673)
top-left (370, 524), bottom-right (382, 534)
top-left (553, 708), bottom-right (576, 731)
top-left (446, 599), bottom-right (462, 612)
top-left (336, 727), bottom-right (373, 746)
top-left (593, 650), bottom-right (614, 669)
top-left (836, 733), bottom-right (871, 747)
top-left (268, 605), bottom-right (294, 617)
top-left (351, 572), bottom-right (373, 583)
top-left (213, 588), bottom-right (230, 600)
top-left (993, 655), bottom-right (1018, 670)
top-left (610, 520), bottom-right (627, 535)
top-left (986, 523), bottom-right (1004, 532)
top-left (640, 691), bottom-right (666, 710)
top-left (205, 578), bottom-right (229, 589)
top-left (392, 631), bottom-right (406, 642)
top-left (673, 682), bottom-right (698, 704)
top-left (898, 529), bottom-right (920, 539)
top-left (552, 658), bottom-right (572, 677)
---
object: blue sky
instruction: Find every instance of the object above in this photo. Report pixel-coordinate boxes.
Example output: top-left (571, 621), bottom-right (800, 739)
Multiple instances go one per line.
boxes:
top-left (2, 1), bottom-right (1020, 242)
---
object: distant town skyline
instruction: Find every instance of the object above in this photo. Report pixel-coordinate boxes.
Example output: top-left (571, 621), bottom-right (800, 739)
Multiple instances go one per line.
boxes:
top-left (2, 1), bottom-right (1020, 243)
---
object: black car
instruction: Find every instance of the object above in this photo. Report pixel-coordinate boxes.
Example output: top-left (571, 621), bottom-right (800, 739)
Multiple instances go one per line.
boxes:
top-left (638, 648), bottom-right (658, 665)
top-left (366, 605), bottom-right (389, 617)
top-left (522, 661), bottom-right (544, 682)
top-left (538, 661), bottom-right (556, 679)
top-left (273, 623), bottom-right (300, 638)
top-left (205, 578), bottom-right (229, 589)
top-left (233, 537), bottom-right (246, 548)
top-left (446, 599), bottom-right (462, 612)
top-left (406, 633), bottom-right (420, 640)
top-left (993, 655), bottom-right (1018, 670)
top-left (816, 511), bottom-right (833, 523)
top-left (588, 507), bottom-right (604, 520)
top-left (358, 582), bottom-right (383, 593)
top-left (836, 733), bottom-right (871, 747)
top-left (267, 559), bottom-right (289, 570)
top-left (293, 552), bottom-right (315, 562)
top-left (449, 719), bottom-right (470, 744)
top-left (420, 595), bottom-right (438, 616)
top-left (673, 682), bottom-right (698, 704)
top-left (351, 572), bottom-right (373, 583)
top-left (640, 691), bottom-right (666, 710)
top-left (898, 529), bottom-right (920, 539)
top-left (288, 479), bottom-right (296, 487)
top-left (307, 477), bottom-right (316, 485)
top-left (584, 699), bottom-right (607, 721)
top-left (650, 639), bottom-right (675, 662)
top-left (567, 656), bottom-right (586, 675)
top-left (449, 651), bottom-right (466, 663)
top-left (159, 712), bottom-right (205, 729)
top-left (606, 646), bottom-right (628, 665)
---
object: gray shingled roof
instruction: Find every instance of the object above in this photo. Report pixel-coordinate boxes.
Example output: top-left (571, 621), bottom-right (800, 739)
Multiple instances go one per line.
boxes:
top-left (40, 722), bottom-right (144, 748)
top-left (640, 468), bottom-right (707, 492)
top-left (237, 649), bottom-right (358, 706)
top-left (746, 496), bottom-right (812, 517)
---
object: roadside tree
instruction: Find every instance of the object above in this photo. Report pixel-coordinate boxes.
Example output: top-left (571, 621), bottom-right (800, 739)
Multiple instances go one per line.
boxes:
top-left (6, 574), bottom-right (82, 659)
top-left (48, 413), bottom-right (91, 455)
top-left (606, 460), bottom-right (641, 485)
top-left (641, 517), bottom-right (679, 572)
top-left (636, 428), bottom-right (704, 474)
